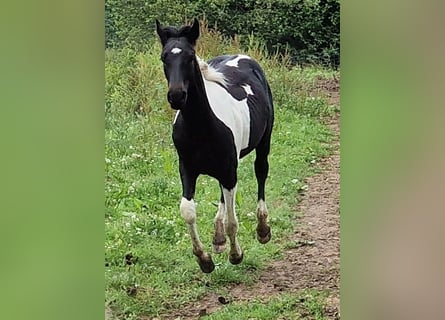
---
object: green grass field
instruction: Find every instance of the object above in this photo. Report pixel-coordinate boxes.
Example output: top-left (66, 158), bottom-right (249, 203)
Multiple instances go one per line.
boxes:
top-left (105, 28), bottom-right (338, 319)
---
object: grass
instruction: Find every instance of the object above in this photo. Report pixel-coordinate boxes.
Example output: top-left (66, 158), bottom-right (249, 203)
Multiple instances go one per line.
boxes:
top-left (105, 25), bottom-right (338, 319)
top-left (203, 290), bottom-right (329, 320)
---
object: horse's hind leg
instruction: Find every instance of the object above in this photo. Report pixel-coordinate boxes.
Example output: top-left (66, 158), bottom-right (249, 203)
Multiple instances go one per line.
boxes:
top-left (213, 186), bottom-right (227, 254)
top-left (222, 183), bottom-right (243, 265)
top-left (254, 134), bottom-right (272, 244)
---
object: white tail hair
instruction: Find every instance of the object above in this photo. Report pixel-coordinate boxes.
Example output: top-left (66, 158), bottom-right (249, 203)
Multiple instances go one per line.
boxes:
top-left (197, 56), bottom-right (228, 87)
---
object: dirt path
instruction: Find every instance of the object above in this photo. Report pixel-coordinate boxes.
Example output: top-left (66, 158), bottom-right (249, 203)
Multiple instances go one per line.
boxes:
top-left (160, 78), bottom-right (340, 320)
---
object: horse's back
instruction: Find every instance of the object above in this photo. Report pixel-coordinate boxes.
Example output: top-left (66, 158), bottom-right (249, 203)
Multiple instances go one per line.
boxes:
top-left (208, 54), bottom-right (274, 156)
top-left (208, 55), bottom-right (271, 104)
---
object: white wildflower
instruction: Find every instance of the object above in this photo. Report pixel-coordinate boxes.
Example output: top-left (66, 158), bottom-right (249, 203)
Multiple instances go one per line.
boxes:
top-left (131, 153), bottom-right (142, 159)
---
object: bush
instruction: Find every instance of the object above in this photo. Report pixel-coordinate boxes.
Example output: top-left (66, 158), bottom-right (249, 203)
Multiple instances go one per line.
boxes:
top-left (105, 0), bottom-right (339, 68)
top-left (193, 0), bottom-right (339, 67)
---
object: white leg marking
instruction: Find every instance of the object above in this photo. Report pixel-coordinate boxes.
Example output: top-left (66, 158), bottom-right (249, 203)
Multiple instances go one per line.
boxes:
top-left (257, 199), bottom-right (268, 216)
top-left (214, 202), bottom-right (226, 224)
top-left (223, 185), bottom-right (242, 259)
top-left (256, 199), bottom-right (271, 244)
top-left (180, 197), bottom-right (205, 254)
top-left (180, 197), bottom-right (196, 224)
top-left (213, 202), bottom-right (227, 253)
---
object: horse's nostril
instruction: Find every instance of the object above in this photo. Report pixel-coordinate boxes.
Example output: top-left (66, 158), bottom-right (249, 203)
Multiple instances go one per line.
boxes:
top-left (168, 89), bottom-right (186, 104)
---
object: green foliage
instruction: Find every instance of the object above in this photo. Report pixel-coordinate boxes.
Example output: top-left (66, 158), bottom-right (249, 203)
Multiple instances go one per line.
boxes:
top-left (105, 0), bottom-right (340, 67)
top-left (195, 0), bottom-right (340, 67)
top-left (105, 26), bottom-right (338, 318)
top-left (105, 0), bottom-right (195, 49)
top-left (105, 44), bottom-right (172, 115)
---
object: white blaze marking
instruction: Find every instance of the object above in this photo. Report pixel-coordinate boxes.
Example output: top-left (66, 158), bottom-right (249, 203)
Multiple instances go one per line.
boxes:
top-left (242, 84), bottom-right (253, 96)
top-left (225, 54), bottom-right (251, 67)
top-left (202, 78), bottom-right (251, 158)
top-left (171, 47), bottom-right (182, 54)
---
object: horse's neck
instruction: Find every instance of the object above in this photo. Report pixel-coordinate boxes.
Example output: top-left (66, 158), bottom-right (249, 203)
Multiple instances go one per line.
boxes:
top-left (181, 61), bottom-right (215, 127)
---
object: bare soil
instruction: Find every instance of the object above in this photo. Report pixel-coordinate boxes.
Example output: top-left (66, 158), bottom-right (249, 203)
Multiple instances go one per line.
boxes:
top-left (159, 77), bottom-right (341, 320)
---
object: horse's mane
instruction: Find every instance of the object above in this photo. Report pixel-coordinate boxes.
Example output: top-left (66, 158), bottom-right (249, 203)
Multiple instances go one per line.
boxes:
top-left (197, 56), bottom-right (228, 87)
top-left (160, 26), bottom-right (192, 39)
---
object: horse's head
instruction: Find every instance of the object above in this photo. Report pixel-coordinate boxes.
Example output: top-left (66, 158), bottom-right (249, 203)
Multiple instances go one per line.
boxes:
top-left (156, 19), bottom-right (200, 110)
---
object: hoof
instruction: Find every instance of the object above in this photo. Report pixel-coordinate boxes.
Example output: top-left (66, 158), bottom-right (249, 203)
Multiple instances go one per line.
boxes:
top-left (197, 254), bottom-right (215, 273)
top-left (257, 225), bottom-right (271, 244)
top-left (229, 250), bottom-right (244, 265)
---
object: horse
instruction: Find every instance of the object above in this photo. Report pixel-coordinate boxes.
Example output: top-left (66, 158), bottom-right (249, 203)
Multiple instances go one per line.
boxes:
top-left (156, 18), bottom-right (274, 273)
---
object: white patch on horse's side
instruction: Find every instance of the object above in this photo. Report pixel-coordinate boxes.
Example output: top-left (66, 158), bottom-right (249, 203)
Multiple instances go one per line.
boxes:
top-left (203, 79), bottom-right (250, 158)
top-left (197, 56), bottom-right (227, 87)
top-left (225, 54), bottom-right (251, 67)
top-left (173, 110), bottom-right (180, 124)
top-left (171, 47), bottom-right (182, 54)
top-left (180, 197), bottom-right (196, 224)
top-left (242, 84), bottom-right (254, 96)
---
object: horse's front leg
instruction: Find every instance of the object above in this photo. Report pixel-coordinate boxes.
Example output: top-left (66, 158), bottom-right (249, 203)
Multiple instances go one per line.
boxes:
top-left (179, 163), bottom-right (215, 273)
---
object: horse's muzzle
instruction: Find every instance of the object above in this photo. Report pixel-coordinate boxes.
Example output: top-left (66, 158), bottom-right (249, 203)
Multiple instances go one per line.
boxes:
top-left (167, 88), bottom-right (187, 110)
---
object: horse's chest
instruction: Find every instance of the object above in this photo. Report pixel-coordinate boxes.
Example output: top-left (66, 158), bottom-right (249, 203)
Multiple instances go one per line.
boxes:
top-left (174, 135), bottom-right (237, 174)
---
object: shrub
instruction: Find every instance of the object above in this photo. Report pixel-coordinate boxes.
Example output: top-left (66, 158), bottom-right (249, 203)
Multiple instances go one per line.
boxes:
top-left (105, 0), bottom-right (339, 67)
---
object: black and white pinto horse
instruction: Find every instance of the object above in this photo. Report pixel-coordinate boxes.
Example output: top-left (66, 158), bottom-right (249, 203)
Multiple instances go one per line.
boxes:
top-left (156, 19), bottom-right (274, 273)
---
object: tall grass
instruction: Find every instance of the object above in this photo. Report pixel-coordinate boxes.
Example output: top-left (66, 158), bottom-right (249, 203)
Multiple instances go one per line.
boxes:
top-left (105, 24), bottom-right (338, 319)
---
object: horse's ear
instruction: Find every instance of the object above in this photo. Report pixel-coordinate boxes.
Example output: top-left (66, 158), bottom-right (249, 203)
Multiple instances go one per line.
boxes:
top-left (186, 18), bottom-right (200, 45)
top-left (155, 19), bottom-right (167, 46)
